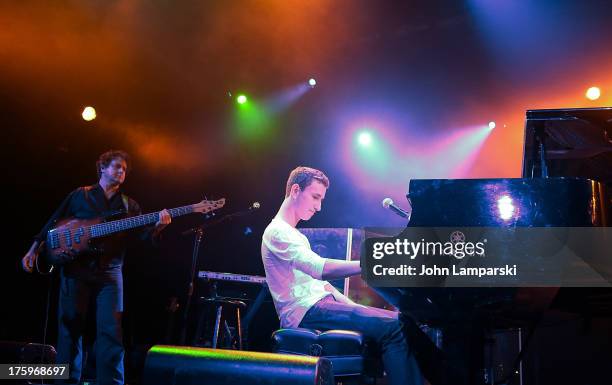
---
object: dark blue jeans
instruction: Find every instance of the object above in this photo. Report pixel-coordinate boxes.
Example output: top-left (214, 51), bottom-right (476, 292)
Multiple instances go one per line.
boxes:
top-left (299, 295), bottom-right (423, 385)
top-left (57, 267), bottom-right (124, 385)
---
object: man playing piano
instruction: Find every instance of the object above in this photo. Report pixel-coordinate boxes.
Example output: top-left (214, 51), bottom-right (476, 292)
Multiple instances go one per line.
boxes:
top-left (261, 166), bottom-right (424, 385)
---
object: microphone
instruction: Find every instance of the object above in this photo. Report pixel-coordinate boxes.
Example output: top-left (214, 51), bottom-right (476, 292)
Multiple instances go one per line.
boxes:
top-left (382, 198), bottom-right (410, 219)
top-left (232, 201), bottom-right (260, 216)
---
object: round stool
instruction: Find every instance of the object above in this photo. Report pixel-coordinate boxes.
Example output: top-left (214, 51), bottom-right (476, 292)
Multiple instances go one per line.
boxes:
top-left (200, 297), bottom-right (246, 349)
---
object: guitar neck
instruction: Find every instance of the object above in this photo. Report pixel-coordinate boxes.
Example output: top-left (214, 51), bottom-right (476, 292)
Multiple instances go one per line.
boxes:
top-left (90, 205), bottom-right (193, 238)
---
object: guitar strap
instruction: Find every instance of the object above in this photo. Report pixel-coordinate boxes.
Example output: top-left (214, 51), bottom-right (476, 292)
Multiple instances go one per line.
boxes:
top-left (121, 194), bottom-right (130, 214)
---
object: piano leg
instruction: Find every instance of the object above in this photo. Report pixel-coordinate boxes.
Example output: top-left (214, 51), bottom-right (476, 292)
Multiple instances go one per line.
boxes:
top-left (401, 313), bottom-right (490, 385)
top-left (400, 314), bottom-right (452, 385)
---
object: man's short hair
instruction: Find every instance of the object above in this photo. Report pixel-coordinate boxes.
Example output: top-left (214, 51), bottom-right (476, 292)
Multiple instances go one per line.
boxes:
top-left (96, 150), bottom-right (130, 178)
top-left (285, 166), bottom-right (330, 197)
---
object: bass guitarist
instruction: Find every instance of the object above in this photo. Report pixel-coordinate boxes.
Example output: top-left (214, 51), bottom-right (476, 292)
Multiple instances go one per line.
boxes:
top-left (21, 149), bottom-right (171, 385)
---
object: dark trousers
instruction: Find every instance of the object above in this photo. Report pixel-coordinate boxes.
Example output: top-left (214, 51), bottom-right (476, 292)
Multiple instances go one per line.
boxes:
top-left (299, 296), bottom-right (423, 385)
top-left (57, 268), bottom-right (124, 385)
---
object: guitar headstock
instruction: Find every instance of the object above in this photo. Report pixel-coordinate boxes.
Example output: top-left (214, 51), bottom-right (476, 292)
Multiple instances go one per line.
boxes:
top-left (193, 198), bottom-right (226, 214)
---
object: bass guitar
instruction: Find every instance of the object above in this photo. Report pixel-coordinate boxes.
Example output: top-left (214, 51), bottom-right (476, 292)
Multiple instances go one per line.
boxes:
top-left (44, 198), bottom-right (225, 266)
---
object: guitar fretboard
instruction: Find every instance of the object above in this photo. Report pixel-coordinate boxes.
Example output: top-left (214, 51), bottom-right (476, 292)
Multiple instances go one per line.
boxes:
top-left (90, 205), bottom-right (194, 238)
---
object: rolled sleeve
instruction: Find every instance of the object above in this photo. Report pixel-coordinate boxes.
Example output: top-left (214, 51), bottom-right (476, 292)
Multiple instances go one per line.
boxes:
top-left (264, 228), bottom-right (325, 279)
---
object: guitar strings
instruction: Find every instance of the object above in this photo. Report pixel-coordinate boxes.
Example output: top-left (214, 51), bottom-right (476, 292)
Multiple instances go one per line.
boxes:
top-left (50, 202), bottom-right (223, 238)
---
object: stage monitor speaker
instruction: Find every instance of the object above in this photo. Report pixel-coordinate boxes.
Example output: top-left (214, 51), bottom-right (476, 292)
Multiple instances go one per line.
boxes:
top-left (142, 345), bottom-right (333, 385)
top-left (0, 341), bottom-right (56, 364)
top-left (0, 342), bottom-right (56, 385)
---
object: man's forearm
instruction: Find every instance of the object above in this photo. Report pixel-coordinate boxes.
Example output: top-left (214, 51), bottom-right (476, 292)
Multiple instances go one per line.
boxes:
top-left (27, 241), bottom-right (40, 254)
top-left (321, 259), bottom-right (361, 280)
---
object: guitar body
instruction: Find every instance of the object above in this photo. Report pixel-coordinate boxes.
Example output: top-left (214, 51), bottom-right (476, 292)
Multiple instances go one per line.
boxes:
top-left (45, 217), bottom-right (103, 266)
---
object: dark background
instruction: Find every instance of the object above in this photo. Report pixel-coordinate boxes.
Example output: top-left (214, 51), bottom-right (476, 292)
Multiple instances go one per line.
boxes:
top-left (1, 1), bottom-right (611, 383)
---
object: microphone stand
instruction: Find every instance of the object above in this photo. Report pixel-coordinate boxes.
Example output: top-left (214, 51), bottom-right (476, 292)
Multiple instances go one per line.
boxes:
top-left (177, 205), bottom-right (259, 346)
top-left (178, 227), bottom-right (204, 345)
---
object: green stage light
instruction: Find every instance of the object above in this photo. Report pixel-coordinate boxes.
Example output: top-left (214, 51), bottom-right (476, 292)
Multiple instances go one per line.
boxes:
top-left (353, 129), bottom-right (391, 174)
top-left (234, 98), bottom-right (272, 141)
top-left (237, 94), bottom-right (248, 104)
top-left (358, 131), bottom-right (372, 146)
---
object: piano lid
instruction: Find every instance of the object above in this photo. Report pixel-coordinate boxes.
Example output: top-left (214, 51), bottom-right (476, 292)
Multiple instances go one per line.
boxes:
top-left (522, 107), bottom-right (612, 184)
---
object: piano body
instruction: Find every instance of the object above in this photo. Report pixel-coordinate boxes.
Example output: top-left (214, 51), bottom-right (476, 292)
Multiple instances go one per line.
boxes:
top-left (366, 107), bottom-right (612, 385)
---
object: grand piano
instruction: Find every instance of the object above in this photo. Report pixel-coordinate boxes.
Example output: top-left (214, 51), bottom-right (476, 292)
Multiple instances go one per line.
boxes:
top-left (367, 107), bottom-right (612, 385)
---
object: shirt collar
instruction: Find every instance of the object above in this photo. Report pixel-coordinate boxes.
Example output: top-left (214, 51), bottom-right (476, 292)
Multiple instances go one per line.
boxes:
top-left (93, 183), bottom-right (123, 198)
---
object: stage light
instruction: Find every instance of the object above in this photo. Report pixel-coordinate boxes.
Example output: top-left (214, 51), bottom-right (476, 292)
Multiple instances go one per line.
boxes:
top-left (497, 195), bottom-right (515, 221)
top-left (237, 94), bottom-right (248, 104)
top-left (357, 131), bottom-right (372, 146)
top-left (308, 78), bottom-right (317, 87)
top-left (82, 106), bottom-right (96, 121)
top-left (585, 86), bottom-right (601, 101)
top-left (488, 121), bottom-right (496, 130)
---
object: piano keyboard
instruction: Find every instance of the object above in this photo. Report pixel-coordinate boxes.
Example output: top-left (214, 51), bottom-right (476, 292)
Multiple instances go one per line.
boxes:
top-left (198, 270), bottom-right (267, 285)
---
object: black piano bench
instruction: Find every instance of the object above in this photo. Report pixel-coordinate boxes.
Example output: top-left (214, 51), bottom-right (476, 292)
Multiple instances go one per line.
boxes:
top-left (271, 328), bottom-right (383, 385)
